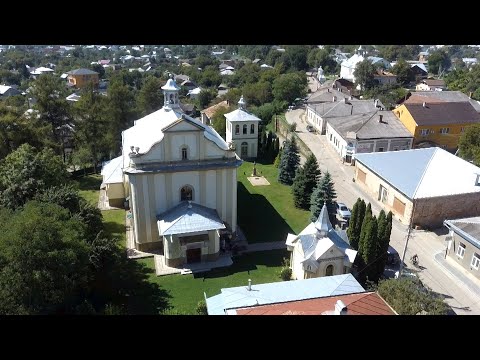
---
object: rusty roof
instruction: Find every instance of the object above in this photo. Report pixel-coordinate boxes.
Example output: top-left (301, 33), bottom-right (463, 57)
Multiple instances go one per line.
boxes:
top-left (201, 100), bottom-right (229, 119)
top-left (234, 292), bottom-right (397, 315)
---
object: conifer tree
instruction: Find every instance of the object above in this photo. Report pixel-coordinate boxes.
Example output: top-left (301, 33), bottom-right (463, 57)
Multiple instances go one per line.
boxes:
top-left (310, 171), bottom-right (337, 222)
top-left (291, 153), bottom-right (321, 210)
top-left (347, 198), bottom-right (361, 250)
top-left (278, 136), bottom-right (300, 185)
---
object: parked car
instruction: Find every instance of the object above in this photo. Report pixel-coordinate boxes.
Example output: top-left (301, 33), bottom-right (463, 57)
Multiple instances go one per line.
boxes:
top-left (336, 202), bottom-right (351, 220)
top-left (386, 245), bottom-right (400, 266)
top-left (306, 125), bottom-right (315, 133)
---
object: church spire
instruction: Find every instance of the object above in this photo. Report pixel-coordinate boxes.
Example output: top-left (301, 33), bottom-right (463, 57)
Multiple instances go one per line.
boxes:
top-left (314, 203), bottom-right (332, 236)
top-left (161, 73), bottom-right (181, 110)
top-left (238, 95), bottom-right (246, 110)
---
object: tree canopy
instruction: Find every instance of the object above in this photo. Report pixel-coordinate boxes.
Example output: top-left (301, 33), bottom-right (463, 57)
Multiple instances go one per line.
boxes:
top-left (458, 123), bottom-right (480, 166)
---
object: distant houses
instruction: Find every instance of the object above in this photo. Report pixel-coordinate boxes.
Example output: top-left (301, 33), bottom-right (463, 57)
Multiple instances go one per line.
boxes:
top-left (67, 68), bottom-right (99, 89)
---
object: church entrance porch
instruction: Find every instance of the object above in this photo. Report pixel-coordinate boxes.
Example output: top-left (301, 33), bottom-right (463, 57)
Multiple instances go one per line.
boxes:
top-left (186, 248), bottom-right (202, 263)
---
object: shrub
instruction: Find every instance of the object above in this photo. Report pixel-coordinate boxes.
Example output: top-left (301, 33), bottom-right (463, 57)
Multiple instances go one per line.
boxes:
top-left (196, 300), bottom-right (208, 315)
top-left (280, 267), bottom-right (292, 281)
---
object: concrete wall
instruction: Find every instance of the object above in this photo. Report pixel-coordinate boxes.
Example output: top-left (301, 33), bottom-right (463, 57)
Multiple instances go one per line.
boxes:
top-left (106, 183), bottom-right (125, 200)
top-left (447, 231), bottom-right (480, 280)
top-left (413, 193), bottom-right (480, 229)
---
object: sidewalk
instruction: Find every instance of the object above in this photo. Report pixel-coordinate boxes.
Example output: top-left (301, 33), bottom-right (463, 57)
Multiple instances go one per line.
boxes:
top-left (434, 252), bottom-right (480, 298)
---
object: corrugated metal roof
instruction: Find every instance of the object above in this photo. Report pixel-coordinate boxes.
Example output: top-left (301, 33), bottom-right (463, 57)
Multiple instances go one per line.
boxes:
top-left (224, 108), bottom-right (261, 122)
top-left (355, 147), bottom-right (480, 199)
top-left (157, 202), bottom-right (225, 236)
top-left (234, 291), bottom-right (397, 315)
top-left (206, 274), bottom-right (365, 315)
top-left (328, 110), bottom-right (412, 140)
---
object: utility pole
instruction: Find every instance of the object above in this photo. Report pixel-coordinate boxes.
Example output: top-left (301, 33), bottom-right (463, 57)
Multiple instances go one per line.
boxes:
top-left (398, 200), bottom-right (416, 278)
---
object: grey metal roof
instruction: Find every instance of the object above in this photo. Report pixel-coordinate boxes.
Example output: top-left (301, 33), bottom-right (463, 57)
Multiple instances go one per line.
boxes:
top-left (124, 158), bottom-right (242, 175)
top-left (444, 217), bottom-right (480, 250)
top-left (314, 204), bottom-right (332, 233)
top-left (355, 148), bottom-right (437, 199)
top-left (67, 68), bottom-right (98, 75)
top-left (224, 108), bottom-right (261, 122)
top-left (157, 201), bottom-right (225, 236)
top-left (206, 274), bottom-right (365, 315)
top-left (327, 110), bottom-right (413, 140)
top-left (306, 88), bottom-right (349, 104)
top-left (309, 99), bottom-right (384, 118)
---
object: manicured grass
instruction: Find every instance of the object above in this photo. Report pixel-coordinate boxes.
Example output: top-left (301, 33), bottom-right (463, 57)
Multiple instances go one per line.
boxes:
top-left (74, 174), bottom-right (102, 206)
top-left (75, 174), bottom-right (126, 246)
top-left (237, 161), bottom-right (310, 243)
top-left (103, 209), bottom-right (126, 247)
top-left (137, 249), bottom-right (289, 314)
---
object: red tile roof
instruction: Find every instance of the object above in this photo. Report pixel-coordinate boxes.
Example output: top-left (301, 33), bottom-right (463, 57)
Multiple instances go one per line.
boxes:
top-left (235, 292), bottom-right (397, 315)
top-left (201, 100), bottom-right (229, 119)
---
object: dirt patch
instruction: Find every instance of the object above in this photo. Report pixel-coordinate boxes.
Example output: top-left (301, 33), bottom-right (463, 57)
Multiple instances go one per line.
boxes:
top-left (247, 176), bottom-right (271, 186)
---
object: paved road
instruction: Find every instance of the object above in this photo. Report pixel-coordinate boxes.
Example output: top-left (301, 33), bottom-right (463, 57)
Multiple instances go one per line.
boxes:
top-left (285, 108), bottom-right (480, 314)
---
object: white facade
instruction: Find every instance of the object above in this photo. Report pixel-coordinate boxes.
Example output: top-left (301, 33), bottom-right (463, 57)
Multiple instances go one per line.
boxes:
top-left (110, 75), bottom-right (242, 260)
top-left (286, 205), bottom-right (357, 280)
top-left (225, 96), bottom-right (261, 159)
top-left (306, 105), bottom-right (326, 134)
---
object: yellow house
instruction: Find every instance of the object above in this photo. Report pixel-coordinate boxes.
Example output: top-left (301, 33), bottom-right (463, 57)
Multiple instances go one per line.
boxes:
top-left (67, 68), bottom-right (99, 89)
top-left (393, 101), bottom-right (480, 151)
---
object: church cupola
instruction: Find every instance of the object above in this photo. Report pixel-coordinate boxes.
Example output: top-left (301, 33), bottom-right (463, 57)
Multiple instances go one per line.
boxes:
top-left (314, 203), bottom-right (333, 237)
top-left (161, 73), bottom-right (181, 110)
top-left (238, 95), bottom-right (246, 111)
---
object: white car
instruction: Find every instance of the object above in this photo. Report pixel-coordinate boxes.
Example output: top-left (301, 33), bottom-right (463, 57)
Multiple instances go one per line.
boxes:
top-left (336, 202), bottom-right (351, 220)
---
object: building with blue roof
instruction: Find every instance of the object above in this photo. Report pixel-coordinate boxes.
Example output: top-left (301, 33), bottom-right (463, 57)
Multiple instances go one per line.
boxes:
top-left (355, 147), bottom-right (480, 228)
top-left (205, 273), bottom-right (365, 315)
top-left (286, 204), bottom-right (357, 280)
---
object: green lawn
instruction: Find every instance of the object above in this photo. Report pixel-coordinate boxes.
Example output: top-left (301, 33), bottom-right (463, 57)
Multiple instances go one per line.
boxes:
top-left (74, 174), bottom-right (102, 206)
top-left (74, 174), bottom-right (126, 246)
top-left (137, 249), bottom-right (289, 314)
top-left (237, 161), bottom-right (310, 243)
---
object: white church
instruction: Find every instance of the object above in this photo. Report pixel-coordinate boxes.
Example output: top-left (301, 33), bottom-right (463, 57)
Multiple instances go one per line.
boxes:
top-left (101, 75), bottom-right (242, 267)
top-left (286, 204), bottom-right (357, 280)
top-left (225, 95), bottom-right (261, 159)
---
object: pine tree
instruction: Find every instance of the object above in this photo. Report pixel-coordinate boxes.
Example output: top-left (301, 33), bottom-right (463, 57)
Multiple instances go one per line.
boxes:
top-left (278, 136), bottom-right (300, 185)
top-left (273, 137), bottom-right (280, 157)
top-left (372, 210), bottom-right (387, 282)
top-left (347, 198), bottom-right (361, 250)
top-left (274, 148), bottom-right (282, 168)
top-left (291, 153), bottom-right (321, 210)
top-left (375, 211), bottom-right (393, 281)
top-left (354, 199), bottom-right (367, 247)
top-left (310, 171), bottom-right (337, 222)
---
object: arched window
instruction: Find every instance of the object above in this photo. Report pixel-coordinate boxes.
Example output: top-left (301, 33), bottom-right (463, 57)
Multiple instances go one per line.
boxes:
top-left (235, 125), bottom-right (240, 135)
top-left (325, 264), bottom-right (334, 276)
top-left (250, 124), bottom-right (255, 134)
top-left (243, 124), bottom-right (247, 134)
top-left (180, 186), bottom-right (193, 201)
top-left (181, 146), bottom-right (188, 160)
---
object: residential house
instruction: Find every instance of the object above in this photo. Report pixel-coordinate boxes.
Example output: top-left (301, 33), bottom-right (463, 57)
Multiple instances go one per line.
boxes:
top-left (410, 63), bottom-right (428, 80)
top-left (325, 110), bottom-right (413, 164)
top-left (0, 85), bottom-right (21, 98)
top-left (444, 217), bottom-right (480, 280)
top-left (231, 292), bottom-right (397, 315)
top-left (200, 100), bottom-right (230, 125)
top-left (306, 97), bottom-right (383, 135)
top-left (225, 96), bottom-right (261, 159)
top-left (393, 101), bottom-right (480, 150)
top-left (334, 78), bottom-right (356, 94)
top-left (286, 204), bottom-right (357, 280)
top-left (415, 79), bottom-right (446, 91)
top-left (101, 75), bottom-right (242, 265)
top-left (180, 79), bottom-right (196, 91)
top-left (205, 273), bottom-right (366, 315)
top-left (418, 51), bottom-right (429, 62)
top-left (374, 70), bottom-right (397, 86)
top-left (67, 68), bottom-right (99, 89)
top-left (217, 84), bottom-right (229, 97)
top-left (354, 147), bottom-right (480, 228)
top-left (306, 87), bottom-right (349, 105)
top-left (462, 58), bottom-right (478, 68)
top-left (401, 90), bottom-right (480, 114)
top-left (187, 87), bottom-right (202, 100)
top-left (368, 57), bottom-right (392, 69)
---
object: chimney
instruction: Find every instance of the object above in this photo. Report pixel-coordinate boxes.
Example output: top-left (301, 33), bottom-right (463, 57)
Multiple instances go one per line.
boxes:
top-left (379, 114), bottom-right (383, 123)
top-left (248, 279), bottom-right (252, 291)
top-left (334, 300), bottom-right (347, 315)
top-left (327, 88), bottom-right (330, 93)
top-left (332, 96), bottom-right (337, 102)
top-left (349, 95), bottom-right (353, 100)
top-left (350, 106), bottom-right (353, 115)
top-left (475, 174), bottom-right (480, 186)
top-left (226, 99), bottom-right (230, 105)
top-left (469, 92), bottom-right (473, 99)
top-left (374, 99), bottom-right (378, 107)
top-left (135, 146), bottom-right (140, 153)
top-left (423, 102), bottom-right (426, 108)
top-left (343, 97), bottom-right (348, 103)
